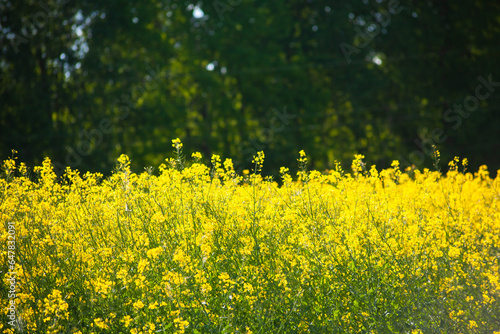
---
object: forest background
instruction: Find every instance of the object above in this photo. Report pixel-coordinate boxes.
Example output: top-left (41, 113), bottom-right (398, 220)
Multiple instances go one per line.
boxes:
top-left (1, 0), bottom-right (500, 175)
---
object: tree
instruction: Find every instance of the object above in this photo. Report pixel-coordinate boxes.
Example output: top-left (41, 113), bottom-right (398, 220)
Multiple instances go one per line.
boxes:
top-left (2, 0), bottom-right (499, 176)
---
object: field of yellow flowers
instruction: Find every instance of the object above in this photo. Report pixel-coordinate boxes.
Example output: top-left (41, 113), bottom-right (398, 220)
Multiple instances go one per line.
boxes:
top-left (1, 141), bottom-right (499, 333)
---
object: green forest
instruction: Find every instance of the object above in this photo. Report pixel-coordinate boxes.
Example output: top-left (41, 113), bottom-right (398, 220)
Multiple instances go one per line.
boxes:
top-left (1, 0), bottom-right (500, 175)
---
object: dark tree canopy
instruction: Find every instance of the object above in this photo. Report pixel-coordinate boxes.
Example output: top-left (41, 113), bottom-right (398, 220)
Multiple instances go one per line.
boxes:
top-left (1, 0), bottom-right (500, 175)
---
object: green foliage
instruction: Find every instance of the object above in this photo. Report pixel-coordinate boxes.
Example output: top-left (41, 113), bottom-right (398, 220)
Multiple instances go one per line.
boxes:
top-left (1, 0), bottom-right (500, 174)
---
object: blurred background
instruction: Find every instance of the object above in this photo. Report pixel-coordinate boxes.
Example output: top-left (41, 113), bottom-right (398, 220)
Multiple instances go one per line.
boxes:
top-left (1, 0), bottom-right (500, 176)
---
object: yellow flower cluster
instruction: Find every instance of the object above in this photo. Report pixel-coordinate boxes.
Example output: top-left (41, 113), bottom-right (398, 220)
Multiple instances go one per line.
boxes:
top-left (1, 146), bottom-right (499, 333)
top-left (171, 138), bottom-right (183, 149)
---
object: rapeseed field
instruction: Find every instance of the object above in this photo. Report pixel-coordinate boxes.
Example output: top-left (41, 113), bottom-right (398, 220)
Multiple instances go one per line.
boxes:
top-left (1, 140), bottom-right (499, 333)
